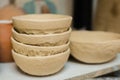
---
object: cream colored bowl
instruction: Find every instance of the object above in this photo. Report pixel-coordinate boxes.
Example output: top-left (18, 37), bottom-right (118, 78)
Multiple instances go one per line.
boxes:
top-left (12, 28), bottom-right (71, 46)
top-left (12, 14), bottom-right (72, 34)
top-left (70, 31), bottom-right (120, 63)
top-left (11, 37), bottom-right (69, 56)
top-left (12, 48), bottom-right (70, 76)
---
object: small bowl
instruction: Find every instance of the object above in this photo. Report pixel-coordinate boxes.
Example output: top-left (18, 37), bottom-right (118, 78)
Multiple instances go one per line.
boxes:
top-left (12, 28), bottom-right (71, 46)
top-left (12, 14), bottom-right (72, 34)
top-left (11, 38), bottom-right (69, 56)
top-left (12, 49), bottom-right (70, 76)
top-left (70, 31), bottom-right (120, 63)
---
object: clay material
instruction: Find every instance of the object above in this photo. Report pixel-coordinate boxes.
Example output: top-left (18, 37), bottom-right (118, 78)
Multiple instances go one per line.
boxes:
top-left (70, 31), bottom-right (120, 63)
top-left (12, 14), bottom-right (72, 34)
top-left (12, 28), bottom-right (71, 46)
top-left (12, 49), bottom-right (70, 76)
top-left (11, 37), bottom-right (69, 56)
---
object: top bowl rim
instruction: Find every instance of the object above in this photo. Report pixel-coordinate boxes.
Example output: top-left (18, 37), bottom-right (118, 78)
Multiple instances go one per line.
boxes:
top-left (12, 14), bottom-right (72, 22)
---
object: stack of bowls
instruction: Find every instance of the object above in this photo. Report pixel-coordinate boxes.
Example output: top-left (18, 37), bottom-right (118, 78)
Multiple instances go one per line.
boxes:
top-left (11, 14), bottom-right (72, 76)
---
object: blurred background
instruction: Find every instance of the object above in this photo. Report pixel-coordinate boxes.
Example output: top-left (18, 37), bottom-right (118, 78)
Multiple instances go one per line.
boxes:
top-left (1, 0), bottom-right (120, 79)
top-left (0, 0), bottom-right (73, 19)
top-left (0, 0), bottom-right (94, 30)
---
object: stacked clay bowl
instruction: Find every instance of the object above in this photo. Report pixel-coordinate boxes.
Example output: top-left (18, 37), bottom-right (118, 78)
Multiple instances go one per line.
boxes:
top-left (12, 14), bottom-right (72, 76)
top-left (70, 31), bottom-right (120, 64)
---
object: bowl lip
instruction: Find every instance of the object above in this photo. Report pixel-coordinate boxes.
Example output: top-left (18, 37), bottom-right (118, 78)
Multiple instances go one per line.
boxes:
top-left (70, 31), bottom-right (120, 44)
top-left (12, 14), bottom-right (72, 22)
top-left (12, 28), bottom-right (71, 37)
top-left (11, 37), bottom-right (70, 48)
top-left (12, 48), bottom-right (70, 58)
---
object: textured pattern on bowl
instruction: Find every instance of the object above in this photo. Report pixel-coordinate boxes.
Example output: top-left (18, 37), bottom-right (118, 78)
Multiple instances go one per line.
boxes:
top-left (12, 49), bottom-right (70, 76)
top-left (13, 14), bottom-right (72, 34)
top-left (12, 28), bottom-right (71, 46)
top-left (12, 38), bottom-right (70, 56)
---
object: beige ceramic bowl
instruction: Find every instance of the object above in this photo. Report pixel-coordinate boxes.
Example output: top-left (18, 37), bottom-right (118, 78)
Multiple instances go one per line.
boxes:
top-left (12, 48), bottom-right (70, 76)
top-left (11, 37), bottom-right (69, 56)
top-left (12, 14), bottom-right (72, 34)
top-left (12, 28), bottom-right (71, 46)
top-left (70, 31), bottom-right (120, 63)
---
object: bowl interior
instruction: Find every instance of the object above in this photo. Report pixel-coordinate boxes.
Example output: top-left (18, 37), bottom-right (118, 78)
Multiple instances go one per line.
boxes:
top-left (13, 14), bottom-right (71, 21)
top-left (71, 31), bottom-right (120, 42)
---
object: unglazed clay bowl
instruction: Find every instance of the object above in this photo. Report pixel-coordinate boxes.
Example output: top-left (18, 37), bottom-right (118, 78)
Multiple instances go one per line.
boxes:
top-left (11, 37), bottom-right (69, 56)
top-left (12, 28), bottom-right (71, 46)
top-left (12, 14), bottom-right (72, 34)
top-left (12, 48), bottom-right (70, 76)
top-left (70, 31), bottom-right (120, 63)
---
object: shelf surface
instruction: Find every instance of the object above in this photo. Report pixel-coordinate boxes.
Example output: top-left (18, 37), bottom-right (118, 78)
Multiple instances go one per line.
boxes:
top-left (1, 54), bottom-right (120, 80)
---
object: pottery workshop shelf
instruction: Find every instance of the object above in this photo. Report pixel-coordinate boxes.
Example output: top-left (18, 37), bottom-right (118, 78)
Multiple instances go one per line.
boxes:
top-left (1, 54), bottom-right (120, 80)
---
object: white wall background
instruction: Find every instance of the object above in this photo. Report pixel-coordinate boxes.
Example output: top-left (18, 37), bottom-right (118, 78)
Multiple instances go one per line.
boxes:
top-left (0, 0), bottom-right (9, 8)
top-left (50, 0), bottom-right (73, 15)
top-left (15, 0), bottom-right (30, 7)
top-left (15, 0), bottom-right (73, 15)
